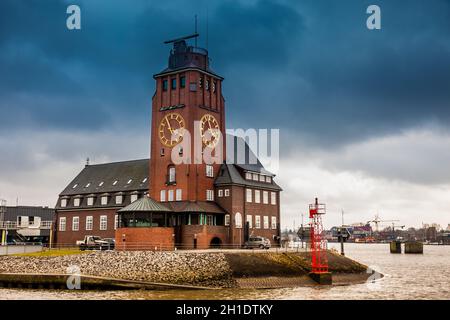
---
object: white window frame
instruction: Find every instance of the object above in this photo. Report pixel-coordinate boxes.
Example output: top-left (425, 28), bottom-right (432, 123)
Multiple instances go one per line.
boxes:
top-left (266, 176), bottom-right (272, 183)
top-left (176, 189), bottom-right (182, 201)
top-left (130, 194), bottom-right (138, 203)
top-left (206, 190), bottom-right (214, 201)
top-left (218, 189), bottom-right (223, 197)
top-left (246, 189), bottom-right (252, 203)
top-left (224, 214), bottom-right (230, 226)
top-left (255, 215), bottom-right (261, 229)
top-left (254, 190), bottom-right (261, 203)
top-left (168, 190), bottom-right (174, 202)
top-left (252, 173), bottom-right (259, 181)
top-left (73, 198), bottom-right (80, 207)
top-left (271, 216), bottom-right (277, 230)
top-left (263, 216), bottom-right (269, 229)
top-left (87, 197), bottom-right (94, 206)
top-left (115, 214), bottom-right (119, 230)
top-left (169, 166), bottom-right (176, 183)
top-left (246, 214), bottom-right (253, 229)
top-left (59, 217), bottom-right (66, 232)
top-left (101, 196), bottom-right (108, 206)
top-left (115, 195), bottom-right (123, 205)
top-left (235, 212), bottom-right (242, 228)
top-left (86, 216), bottom-right (93, 231)
top-left (160, 190), bottom-right (166, 202)
top-left (245, 172), bottom-right (252, 180)
top-left (259, 175), bottom-right (265, 182)
top-left (271, 192), bottom-right (277, 205)
top-left (60, 199), bottom-right (67, 208)
top-left (100, 215), bottom-right (107, 231)
top-left (72, 216), bottom-right (79, 231)
top-left (206, 165), bottom-right (214, 177)
top-left (263, 191), bottom-right (269, 204)
top-left (224, 189), bottom-right (230, 197)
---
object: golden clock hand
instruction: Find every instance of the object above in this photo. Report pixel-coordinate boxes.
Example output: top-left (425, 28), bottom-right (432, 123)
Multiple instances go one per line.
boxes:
top-left (166, 118), bottom-right (174, 134)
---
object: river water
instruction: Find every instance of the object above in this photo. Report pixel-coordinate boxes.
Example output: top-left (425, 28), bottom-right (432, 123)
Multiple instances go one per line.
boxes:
top-left (1, 243), bottom-right (449, 300)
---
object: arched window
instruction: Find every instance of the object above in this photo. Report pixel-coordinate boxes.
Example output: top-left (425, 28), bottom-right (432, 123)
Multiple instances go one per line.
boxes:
top-left (235, 212), bottom-right (242, 229)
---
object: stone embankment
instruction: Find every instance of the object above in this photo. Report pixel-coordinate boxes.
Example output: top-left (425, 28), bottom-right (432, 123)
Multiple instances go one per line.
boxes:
top-left (0, 250), bottom-right (368, 289)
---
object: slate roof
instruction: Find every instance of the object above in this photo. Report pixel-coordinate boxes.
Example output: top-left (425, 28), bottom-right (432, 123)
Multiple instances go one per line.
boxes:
top-left (60, 159), bottom-right (149, 196)
top-left (214, 164), bottom-right (282, 191)
top-left (2, 206), bottom-right (55, 221)
top-left (118, 196), bottom-right (170, 213)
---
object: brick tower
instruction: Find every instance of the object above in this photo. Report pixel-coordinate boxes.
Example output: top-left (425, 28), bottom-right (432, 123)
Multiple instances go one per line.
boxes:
top-left (149, 34), bottom-right (226, 203)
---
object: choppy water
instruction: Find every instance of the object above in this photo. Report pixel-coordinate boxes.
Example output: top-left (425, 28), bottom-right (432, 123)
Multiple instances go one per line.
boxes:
top-left (1, 244), bottom-right (449, 300)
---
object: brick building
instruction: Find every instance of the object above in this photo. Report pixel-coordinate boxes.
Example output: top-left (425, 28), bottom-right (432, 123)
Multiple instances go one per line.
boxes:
top-left (55, 35), bottom-right (282, 249)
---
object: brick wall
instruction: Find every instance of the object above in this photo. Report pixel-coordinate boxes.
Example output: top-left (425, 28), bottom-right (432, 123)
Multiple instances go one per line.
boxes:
top-left (55, 209), bottom-right (118, 246)
top-left (178, 225), bottom-right (229, 249)
top-left (115, 227), bottom-right (175, 251)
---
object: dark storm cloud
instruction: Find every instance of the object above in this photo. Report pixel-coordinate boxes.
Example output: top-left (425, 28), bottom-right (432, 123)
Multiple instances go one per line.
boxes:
top-left (1, 0), bottom-right (450, 144)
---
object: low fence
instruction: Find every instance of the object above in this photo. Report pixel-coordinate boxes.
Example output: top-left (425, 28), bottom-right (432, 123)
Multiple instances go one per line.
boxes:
top-left (0, 244), bottom-right (43, 256)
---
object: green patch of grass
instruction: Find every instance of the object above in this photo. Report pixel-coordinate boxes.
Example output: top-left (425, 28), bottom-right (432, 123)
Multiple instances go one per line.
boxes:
top-left (13, 249), bottom-right (88, 257)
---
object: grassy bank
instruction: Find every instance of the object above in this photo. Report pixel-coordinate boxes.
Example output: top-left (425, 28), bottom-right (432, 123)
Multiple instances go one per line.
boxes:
top-left (13, 249), bottom-right (87, 257)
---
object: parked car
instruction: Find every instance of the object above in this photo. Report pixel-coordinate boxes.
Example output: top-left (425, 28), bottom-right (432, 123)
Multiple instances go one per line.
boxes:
top-left (76, 236), bottom-right (110, 251)
top-left (244, 236), bottom-right (271, 249)
top-left (102, 238), bottom-right (115, 250)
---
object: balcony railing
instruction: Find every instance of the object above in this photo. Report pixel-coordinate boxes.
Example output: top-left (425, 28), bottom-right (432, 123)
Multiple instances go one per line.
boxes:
top-left (0, 221), bottom-right (53, 230)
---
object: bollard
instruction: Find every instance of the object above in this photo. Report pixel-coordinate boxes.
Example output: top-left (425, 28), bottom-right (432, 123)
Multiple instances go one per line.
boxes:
top-left (390, 241), bottom-right (402, 254)
top-left (405, 241), bottom-right (423, 254)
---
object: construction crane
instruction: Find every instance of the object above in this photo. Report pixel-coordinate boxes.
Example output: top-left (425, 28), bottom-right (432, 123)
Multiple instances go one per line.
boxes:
top-left (367, 214), bottom-right (399, 232)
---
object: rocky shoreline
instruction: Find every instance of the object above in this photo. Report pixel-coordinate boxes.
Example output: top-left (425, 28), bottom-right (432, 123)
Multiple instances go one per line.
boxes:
top-left (0, 251), bottom-right (369, 289)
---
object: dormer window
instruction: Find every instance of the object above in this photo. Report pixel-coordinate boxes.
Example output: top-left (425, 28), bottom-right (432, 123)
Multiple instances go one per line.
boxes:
top-left (245, 172), bottom-right (252, 180)
top-left (61, 199), bottom-right (67, 208)
top-left (130, 193), bottom-right (138, 203)
top-left (252, 173), bottom-right (259, 181)
top-left (115, 195), bottom-right (123, 205)
top-left (266, 176), bottom-right (272, 183)
top-left (259, 175), bottom-right (265, 182)
top-left (101, 196), bottom-right (108, 205)
top-left (74, 198), bottom-right (81, 207)
top-left (87, 196), bottom-right (94, 206)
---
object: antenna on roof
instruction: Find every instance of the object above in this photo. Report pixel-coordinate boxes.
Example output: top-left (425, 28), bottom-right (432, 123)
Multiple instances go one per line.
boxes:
top-left (206, 6), bottom-right (209, 50)
top-left (195, 14), bottom-right (198, 48)
top-left (86, 157), bottom-right (90, 166)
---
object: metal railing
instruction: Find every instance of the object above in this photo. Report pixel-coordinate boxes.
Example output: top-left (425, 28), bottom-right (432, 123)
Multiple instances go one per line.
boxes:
top-left (0, 221), bottom-right (53, 230)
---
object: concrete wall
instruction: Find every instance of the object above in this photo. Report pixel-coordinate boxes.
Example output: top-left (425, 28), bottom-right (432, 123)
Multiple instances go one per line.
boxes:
top-left (0, 245), bottom-right (43, 256)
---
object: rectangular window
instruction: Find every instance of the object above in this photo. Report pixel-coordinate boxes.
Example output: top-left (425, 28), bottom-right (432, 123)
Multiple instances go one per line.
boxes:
top-left (245, 172), bottom-right (252, 180)
top-left (224, 189), bottom-right (230, 197)
top-left (206, 165), bottom-right (214, 177)
top-left (271, 192), bottom-right (277, 205)
top-left (246, 189), bottom-right (252, 203)
top-left (115, 215), bottom-right (119, 230)
top-left (260, 175), bottom-right (266, 182)
top-left (218, 189), bottom-right (223, 197)
top-left (271, 216), bottom-right (277, 230)
top-left (263, 216), bottom-right (269, 229)
top-left (74, 198), bottom-right (80, 207)
top-left (180, 76), bottom-right (186, 88)
top-left (100, 215), bottom-right (107, 231)
top-left (130, 194), bottom-right (138, 203)
top-left (255, 216), bottom-right (261, 229)
top-left (206, 190), bottom-right (214, 201)
top-left (101, 196), bottom-right (108, 205)
top-left (115, 195), bottom-right (123, 205)
top-left (254, 190), bottom-right (261, 203)
top-left (86, 216), bottom-right (93, 231)
top-left (189, 82), bottom-right (197, 92)
top-left (168, 190), bottom-right (174, 202)
top-left (263, 191), bottom-right (269, 204)
top-left (169, 167), bottom-right (176, 183)
top-left (266, 176), bottom-right (272, 183)
top-left (160, 190), bottom-right (166, 202)
top-left (72, 217), bottom-right (79, 231)
top-left (225, 214), bottom-right (230, 226)
top-left (171, 78), bottom-right (177, 90)
top-left (162, 79), bottom-right (168, 91)
top-left (176, 189), bottom-right (182, 201)
top-left (87, 197), bottom-right (94, 206)
top-left (59, 217), bottom-right (66, 232)
top-left (246, 215), bottom-right (253, 229)
top-left (252, 173), bottom-right (259, 181)
top-left (61, 199), bottom-right (67, 208)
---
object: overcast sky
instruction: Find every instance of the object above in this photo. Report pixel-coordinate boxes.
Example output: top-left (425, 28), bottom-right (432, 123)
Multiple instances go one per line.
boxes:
top-left (1, 0), bottom-right (450, 229)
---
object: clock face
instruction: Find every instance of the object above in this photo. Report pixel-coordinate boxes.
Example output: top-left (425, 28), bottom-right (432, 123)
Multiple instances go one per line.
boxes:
top-left (200, 114), bottom-right (220, 148)
top-left (158, 113), bottom-right (185, 147)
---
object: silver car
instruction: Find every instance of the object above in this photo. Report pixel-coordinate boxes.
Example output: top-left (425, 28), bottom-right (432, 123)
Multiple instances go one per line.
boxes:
top-left (244, 236), bottom-right (271, 249)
